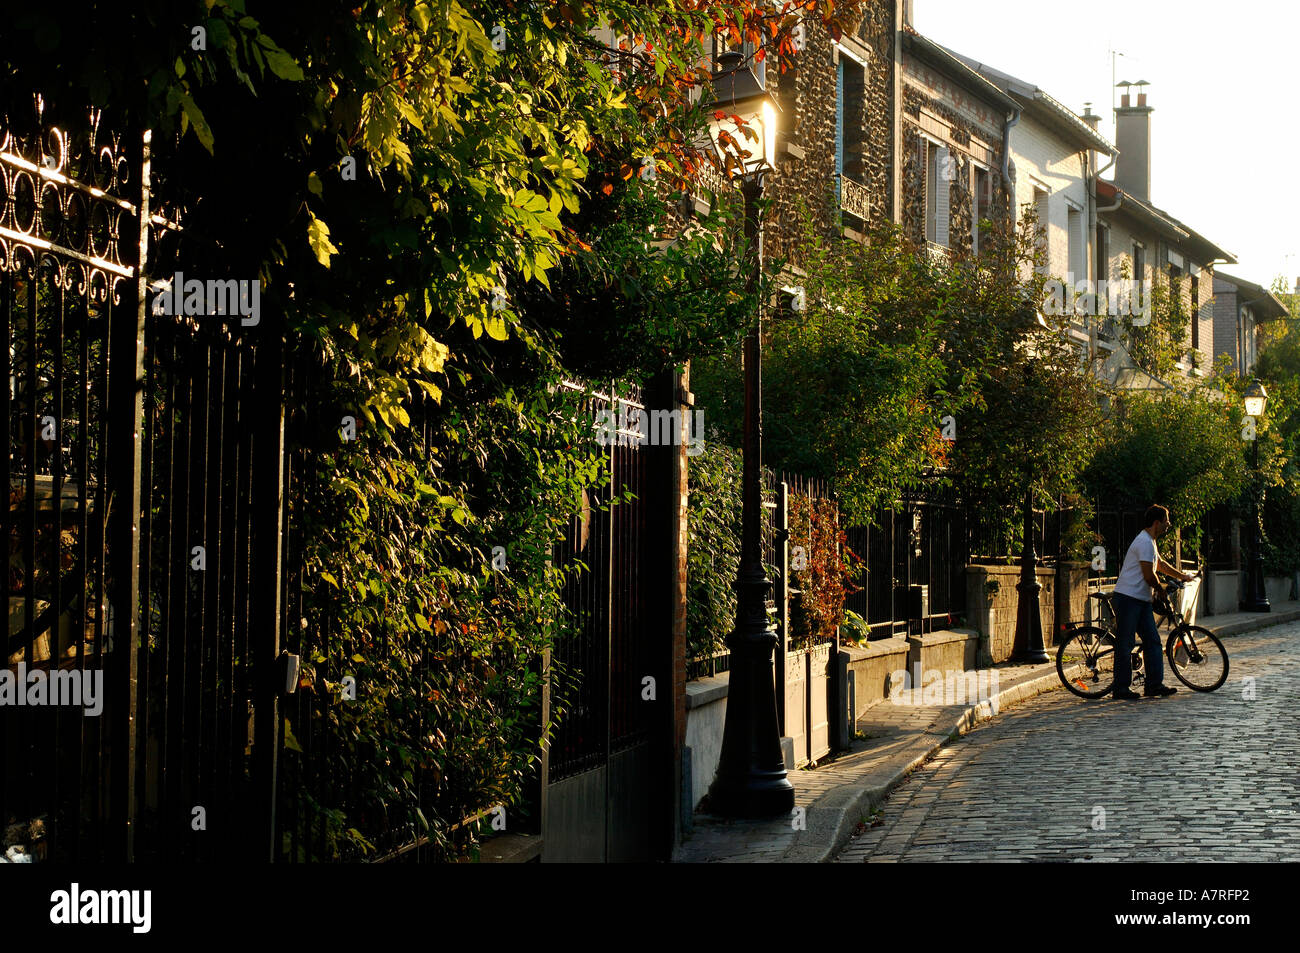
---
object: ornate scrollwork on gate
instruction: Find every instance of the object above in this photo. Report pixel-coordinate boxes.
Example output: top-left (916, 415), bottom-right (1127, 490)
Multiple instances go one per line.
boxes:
top-left (0, 93), bottom-right (139, 303)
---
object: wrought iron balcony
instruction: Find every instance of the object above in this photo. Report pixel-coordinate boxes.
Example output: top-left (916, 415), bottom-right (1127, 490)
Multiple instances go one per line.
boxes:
top-left (838, 173), bottom-right (870, 222)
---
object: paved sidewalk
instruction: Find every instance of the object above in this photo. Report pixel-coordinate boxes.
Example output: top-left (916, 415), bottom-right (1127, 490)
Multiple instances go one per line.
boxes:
top-left (672, 601), bottom-right (1300, 863)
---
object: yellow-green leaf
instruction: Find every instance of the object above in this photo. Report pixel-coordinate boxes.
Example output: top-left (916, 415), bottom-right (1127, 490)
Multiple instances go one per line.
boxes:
top-left (307, 213), bottom-right (338, 268)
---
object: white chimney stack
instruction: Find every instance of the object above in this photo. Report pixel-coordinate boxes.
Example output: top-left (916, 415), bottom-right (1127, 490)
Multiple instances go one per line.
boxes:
top-left (1114, 80), bottom-right (1153, 202)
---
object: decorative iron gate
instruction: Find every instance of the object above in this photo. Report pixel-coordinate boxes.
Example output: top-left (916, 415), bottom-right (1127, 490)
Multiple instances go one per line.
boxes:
top-left (2, 96), bottom-right (285, 862)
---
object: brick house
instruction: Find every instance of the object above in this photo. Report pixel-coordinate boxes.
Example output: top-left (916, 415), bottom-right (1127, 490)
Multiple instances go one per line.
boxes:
top-left (947, 52), bottom-right (1117, 358)
top-left (1095, 84), bottom-right (1235, 386)
top-left (1212, 272), bottom-right (1290, 374)
top-left (898, 27), bottom-right (1018, 259)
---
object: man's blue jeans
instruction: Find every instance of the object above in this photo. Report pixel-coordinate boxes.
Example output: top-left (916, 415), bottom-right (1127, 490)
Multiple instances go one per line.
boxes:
top-left (1113, 591), bottom-right (1163, 691)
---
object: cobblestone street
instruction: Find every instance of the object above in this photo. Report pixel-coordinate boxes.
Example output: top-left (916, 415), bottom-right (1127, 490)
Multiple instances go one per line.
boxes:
top-left (836, 622), bottom-right (1300, 863)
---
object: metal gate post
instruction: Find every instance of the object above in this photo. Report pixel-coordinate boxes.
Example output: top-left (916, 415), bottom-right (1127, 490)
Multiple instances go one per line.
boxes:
top-left (103, 128), bottom-right (153, 862)
top-left (775, 482), bottom-right (789, 736)
top-left (249, 314), bottom-right (286, 861)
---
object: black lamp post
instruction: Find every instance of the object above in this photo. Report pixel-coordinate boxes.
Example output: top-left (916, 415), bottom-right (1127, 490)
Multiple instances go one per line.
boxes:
top-left (1013, 484), bottom-right (1050, 663)
top-left (1241, 379), bottom-right (1270, 612)
top-left (704, 51), bottom-right (794, 819)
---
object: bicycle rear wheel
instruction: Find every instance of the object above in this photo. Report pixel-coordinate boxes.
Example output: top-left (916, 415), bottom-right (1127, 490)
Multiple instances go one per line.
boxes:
top-left (1057, 626), bottom-right (1117, 698)
top-left (1166, 625), bottom-right (1228, 692)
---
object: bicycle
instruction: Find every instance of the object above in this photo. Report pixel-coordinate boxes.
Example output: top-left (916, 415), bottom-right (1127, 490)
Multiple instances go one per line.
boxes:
top-left (1056, 572), bottom-right (1230, 698)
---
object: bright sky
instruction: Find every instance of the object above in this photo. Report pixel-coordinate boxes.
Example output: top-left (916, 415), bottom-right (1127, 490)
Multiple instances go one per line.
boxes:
top-left (915, 0), bottom-right (1300, 292)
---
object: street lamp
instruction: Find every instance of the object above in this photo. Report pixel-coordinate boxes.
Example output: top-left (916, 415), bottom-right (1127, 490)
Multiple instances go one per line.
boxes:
top-left (1244, 379), bottom-right (1268, 418)
top-left (1013, 484), bottom-right (1050, 663)
top-left (1241, 379), bottom-right (1270, 612)
top-left (703, 50), bottom-right (794, 819)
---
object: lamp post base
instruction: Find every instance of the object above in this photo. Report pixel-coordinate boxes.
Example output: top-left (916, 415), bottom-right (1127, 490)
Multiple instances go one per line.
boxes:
top-left (706, 771), bottom-right (796, 819)
top-left (707, 625), bottom-right (795, 819)
top-left (1014, 577), bottom-right (1051, 663)
top-left (1242, 554), bottom-right (1270, 612)
top-left (1013, 490), bottom-right (1050, 664)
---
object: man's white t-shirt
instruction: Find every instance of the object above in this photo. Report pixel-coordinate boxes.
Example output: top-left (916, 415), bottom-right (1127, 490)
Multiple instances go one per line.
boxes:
top-left (1114, 530), bottom-right (1160, 601)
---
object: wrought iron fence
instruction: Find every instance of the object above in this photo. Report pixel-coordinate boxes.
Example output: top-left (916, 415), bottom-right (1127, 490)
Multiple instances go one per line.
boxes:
top-left (2, 94), bottom-right (284, 862)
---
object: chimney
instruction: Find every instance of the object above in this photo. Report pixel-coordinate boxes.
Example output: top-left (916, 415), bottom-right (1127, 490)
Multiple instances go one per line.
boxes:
top-left (1294, 276), bottom-right (1300, 296)
top-left (1113, 79), bottom-right (1152, 203)
top-left (902, 0), bottom-right (915, 29)
top-left (1080, 103), bottom-right (1100, 131)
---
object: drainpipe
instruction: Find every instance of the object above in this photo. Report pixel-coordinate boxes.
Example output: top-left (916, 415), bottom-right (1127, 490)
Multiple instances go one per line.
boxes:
top-left (1000, 104), bottom-right (1021, 220)
top-left (1088, 150), bottom-right (1118, 269)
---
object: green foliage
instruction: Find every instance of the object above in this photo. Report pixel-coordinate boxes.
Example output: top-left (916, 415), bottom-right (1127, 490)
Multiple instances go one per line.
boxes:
top-left (694, 209), bottom-right (955, 526)
top-left (1249, 280), bottom-right (1300, 574)
top-left (693, 198), bottom-right (1101, 553)
top-left (288, 346), bottom-right (604, 859)
top-left (1085, 388), bottom-right (1248, 533)
top-left (840, 609), bottom-right (871, 644)
top-left (686, 434), bottom-right (742, 661)
top-left (514, 177), bottom-right (755, 381)
top-left (1120, 262), bottom-right (1191, 380)
top-left (942, 206), bottom-right (1104, 547)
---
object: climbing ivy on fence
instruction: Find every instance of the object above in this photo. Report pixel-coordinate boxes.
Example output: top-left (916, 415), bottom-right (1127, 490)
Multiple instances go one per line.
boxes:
top-left (787, 493), bottom-right (858, 649)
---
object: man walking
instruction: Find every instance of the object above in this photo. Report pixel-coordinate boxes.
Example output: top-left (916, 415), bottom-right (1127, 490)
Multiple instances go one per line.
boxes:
top-left (1111, 504), bottom-right (1195, 699)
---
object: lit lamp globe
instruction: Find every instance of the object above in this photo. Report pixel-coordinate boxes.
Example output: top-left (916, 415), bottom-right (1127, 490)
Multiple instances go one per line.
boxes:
top-left (704, 50), bottom-right (778, 178)
top-left (1244, 379), bottom-right (1268, 418)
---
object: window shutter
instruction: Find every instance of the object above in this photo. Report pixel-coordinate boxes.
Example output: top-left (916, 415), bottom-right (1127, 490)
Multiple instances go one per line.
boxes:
top-left (935, 146), bottom-right (950, 247)
top-left (835, 60), bottom-right (845, 193)
top-left (921, 139), bottom-right (931, 242)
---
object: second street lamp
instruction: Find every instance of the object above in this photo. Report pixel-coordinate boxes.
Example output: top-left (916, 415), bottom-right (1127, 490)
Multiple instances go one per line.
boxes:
top-left (1013, 484), bottom-right (1049, 663)
top-left (1241, 379), bottom-right (1270, 612)
top-left (703, 50), bottom-right (794, 819)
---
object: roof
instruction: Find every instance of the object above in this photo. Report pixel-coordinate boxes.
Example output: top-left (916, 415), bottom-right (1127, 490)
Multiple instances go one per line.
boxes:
top-left (901, 30), bottom-right (1020, 115)
top-left (941, 49), bottom-right (1117, 156)
top-left (1096, 180), bottom-right (1237, 265)
top-left (1214, 271), bottom-right (1290, 320)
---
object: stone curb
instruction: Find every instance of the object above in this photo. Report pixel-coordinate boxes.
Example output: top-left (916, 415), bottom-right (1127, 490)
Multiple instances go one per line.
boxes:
top-left (1205, 608), bottom-right (1300, 639)
top-left (783, 610), bottom-right (1300, 864)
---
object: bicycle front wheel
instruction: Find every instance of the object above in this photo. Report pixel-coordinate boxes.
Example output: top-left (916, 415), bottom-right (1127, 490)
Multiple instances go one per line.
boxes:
top-left (1166, 625), bottom-right (1229, 692)
top-left (1057, 626), bottom-right (1117, 698)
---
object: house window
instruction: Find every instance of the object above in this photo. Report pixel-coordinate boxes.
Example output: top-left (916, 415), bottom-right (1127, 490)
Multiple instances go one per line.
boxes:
top-left (1132, 242), bottom-right (1145, 286)
top-left (1096, 224), bottom-right (1109, 282)
top-left (1191, 271), bottom-right (1200, 352)
top-left (972, 166), bottom-right (991, 254)
top-left (924, 140), bottom-right (950, 247)
top-left (1067, 205), bottom-right (1084, 285)
top-left (1032, 186), bottom-right (1049, 272)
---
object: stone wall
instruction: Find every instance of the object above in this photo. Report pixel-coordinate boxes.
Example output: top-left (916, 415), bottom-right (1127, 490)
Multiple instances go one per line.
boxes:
top-left (763, 1), bottom-right (897, 265)
top-left (965, 562), bottom-right (1088, 663)
top-left (899, 53), bottom-right (1008, 253)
